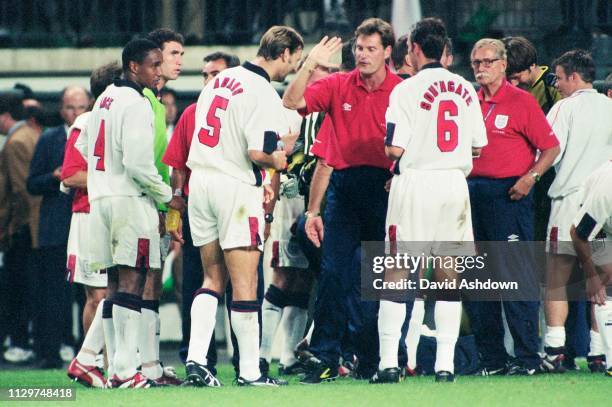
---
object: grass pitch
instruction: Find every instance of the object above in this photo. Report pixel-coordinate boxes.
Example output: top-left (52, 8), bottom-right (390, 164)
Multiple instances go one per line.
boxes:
top-left (0, 362), bottom-right (609, 406)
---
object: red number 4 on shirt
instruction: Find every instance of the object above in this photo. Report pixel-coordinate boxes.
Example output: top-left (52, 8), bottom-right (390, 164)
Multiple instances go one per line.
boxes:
top-left (198, 95), bottom-right (229, 147)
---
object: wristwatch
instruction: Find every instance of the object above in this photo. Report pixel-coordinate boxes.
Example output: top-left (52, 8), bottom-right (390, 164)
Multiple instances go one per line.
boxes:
top-left (528, 170), bottom-right (541, 182)
top-left (264, 213), bottom-right (274, 224)
top-left (173, 188), bottom-right (183, 197)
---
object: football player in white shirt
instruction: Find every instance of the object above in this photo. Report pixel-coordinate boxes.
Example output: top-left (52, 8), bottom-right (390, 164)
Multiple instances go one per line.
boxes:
top-left (374, 18), bottom-right (487, 384)
top-left (81, 39), bottom-right (177, 389)
top-left (570, 160), bottom-right (612, 376)
top-left (184, 26), bottom-right (302, 387)
top-left (543, 50), bottom-right (612, 372)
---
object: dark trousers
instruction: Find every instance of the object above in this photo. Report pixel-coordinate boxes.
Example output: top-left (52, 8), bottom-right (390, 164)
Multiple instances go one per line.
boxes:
top-left (465, 177), bottom-right (541, 370)
top-left (36, 244), bottom-right (71, 362)
top-left (180, 207), bottom-right (264, 370)
top-left (310, 166), bottom-right (389, 375)
top-left (2, 227), bottom-right (35, 349)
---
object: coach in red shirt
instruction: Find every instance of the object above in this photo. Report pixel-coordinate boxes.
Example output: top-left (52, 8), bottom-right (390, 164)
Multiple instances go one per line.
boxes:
top-left (465, 38), bottom-right (560, 376)
top-left (283, 18), bottom-right (402, 383)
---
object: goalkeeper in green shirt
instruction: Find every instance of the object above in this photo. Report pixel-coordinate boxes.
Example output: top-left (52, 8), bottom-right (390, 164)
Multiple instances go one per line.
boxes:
top-left (139, 28), bottom-right (185, 385)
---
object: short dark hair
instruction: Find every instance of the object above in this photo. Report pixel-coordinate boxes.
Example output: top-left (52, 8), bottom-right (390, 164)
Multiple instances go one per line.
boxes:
top-left (160, 87), bottom-right (177, 100)
top-left (409, 17), bottom-right (447, 60)
top-left (204, 51), bottom-right (241, 68)
top-left (146, 28), bottom-right (184, 49)
top-left (392, 34), bottom-right (410, 70)
top-left (122, 38), bottom-right (160, 72)
top-left (354, 18), bottom-right (395, 49)
top-left (257, 26), bottom-right (304, 60)
top-left (0, 92), bottom-right (24, 120)
top-left (13, 83), bottom-right (34, 99)
top-left (90, 62), bottom-right (122, 98)
top-left (502, 36), bottom-right (537, 76)
top-left (553, 49), bottom-right (595, 83)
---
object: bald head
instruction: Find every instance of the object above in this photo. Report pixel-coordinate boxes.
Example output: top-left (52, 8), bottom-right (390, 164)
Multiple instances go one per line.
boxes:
top-left (60, 86), bottom-right (91, 127)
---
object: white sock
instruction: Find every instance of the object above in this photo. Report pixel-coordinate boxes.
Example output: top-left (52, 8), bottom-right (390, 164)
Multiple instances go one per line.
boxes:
top-left (140, 307), bottom-right (163, 379)
top-left (406, 299), bottom-right (425, 370)
top-left (305, 321), bottom-right (314, 343)
top-left (186, 291), bottom-right (218, 366)
top-left (378, 300), bottom-right (406, 370)
top-left (279, 306), bottom-right (309, 367)
top-left (112, 304), bottom-right (141, 380)
top-left (76, 299), bottom-right (106, 366)
top-left (232, 310), bottom-right (261, 381)
top-left (434, 301), bottom-right (461, 374)
top-left (260, 298), bottom-right (284, 363)
top-left (593, 299), bottom-right (612, 369)
top-left (544, 326), bottom-right (566, 349)
top-left (588, 329), bottom-right (605, 356)
top-left (102, 301), bottom-right (116, 377)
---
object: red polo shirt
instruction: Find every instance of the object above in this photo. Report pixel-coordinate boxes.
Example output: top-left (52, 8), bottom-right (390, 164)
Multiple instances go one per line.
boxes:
top-left (162, 103), bottom-right (196, 196)
top-left (470, 80), bottom-right (559, 178)
top-left (61, 128), bottom-right (90, 213)
top-left (301, 67), bottom-right (401, 170)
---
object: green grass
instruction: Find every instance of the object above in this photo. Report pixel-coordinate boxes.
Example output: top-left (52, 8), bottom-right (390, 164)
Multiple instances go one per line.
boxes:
top-left (0, 363), bottom-right (610, 406)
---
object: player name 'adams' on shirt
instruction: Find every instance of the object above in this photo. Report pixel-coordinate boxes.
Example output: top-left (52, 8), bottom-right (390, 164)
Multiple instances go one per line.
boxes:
top-left (546, 88), bottom-right (612, 199)
top-left (186, 62), bottom-right (290, 186)
top-left (385, 64), bottom-right (487, 177)
top-left (78, 80), bottom-right (172, 204)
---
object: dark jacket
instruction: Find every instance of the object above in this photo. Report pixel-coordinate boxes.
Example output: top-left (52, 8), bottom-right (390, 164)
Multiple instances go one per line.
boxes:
top-left (26, 125), bottom-right (73, 247)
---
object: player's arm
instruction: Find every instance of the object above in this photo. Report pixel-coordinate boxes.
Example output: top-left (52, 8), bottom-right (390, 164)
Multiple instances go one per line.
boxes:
top-left (122, 102), bottom-right (172, 204)
top-left (304, 159), bottom-right (333, 248)
top-left (248, 150), bottom-right (287, 171)
top-left (61, 127), bottom-right (88, 189)
top-left (384, 88), bottom-right (410, 162)
top-left (385, 146), bottom-right (404, 161)
top-left (282, 36), bottom-right (342, 111)
top-left (62, 171), bottom-right (87, 189)
top-left (546, 101), bottom-right (568, 167)
top-left (570, 225), bottom-right (606, 305)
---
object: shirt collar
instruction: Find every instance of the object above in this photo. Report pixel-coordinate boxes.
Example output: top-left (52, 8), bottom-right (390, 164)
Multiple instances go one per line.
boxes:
top-left (242, 62), bottom-right (271, 82)
top-left (478, 79), bottom-right (509, 104)
top-left (421, 61), bottom-right (444, 71)
top-left (353, 65), bottom-right (398, 92)
top-left (7, 120), bottom-right (26, 137)
top-left (113, 78), bottom-right (144, 95)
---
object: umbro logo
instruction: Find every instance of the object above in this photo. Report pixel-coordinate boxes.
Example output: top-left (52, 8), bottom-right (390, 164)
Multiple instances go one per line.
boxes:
top-left (508, 234), bottom-right (520, 242)
top-left (342, 103), bottom-right (352, 111)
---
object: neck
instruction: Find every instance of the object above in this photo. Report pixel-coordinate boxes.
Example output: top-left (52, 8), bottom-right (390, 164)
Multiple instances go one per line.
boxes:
top-left (157, 77), bottom-right (167, 90)
top-left (124, 73), bottom-right (143, 88)
top-left (417, 58), bottom-right (437, 71)
top-left (573, 82), bottom-right (593, 93)
top-left (482, 78), bottom-right (504, 100)
top-left (360, 66), bottom-right (387, 91)
top-left (251, 57), bottom-right (276, 81)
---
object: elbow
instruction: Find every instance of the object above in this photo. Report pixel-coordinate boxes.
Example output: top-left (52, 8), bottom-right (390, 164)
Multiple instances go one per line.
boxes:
top-left (548, 145), bottom-right (561, 161)
top-left (282, 96), bottom-right (297, 110)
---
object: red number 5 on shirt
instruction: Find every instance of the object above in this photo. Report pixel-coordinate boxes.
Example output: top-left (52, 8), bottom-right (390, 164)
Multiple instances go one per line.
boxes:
top-left (198, 95), bottom-right (229, 147)
top-left (437, 100), bottom-right (458, 152)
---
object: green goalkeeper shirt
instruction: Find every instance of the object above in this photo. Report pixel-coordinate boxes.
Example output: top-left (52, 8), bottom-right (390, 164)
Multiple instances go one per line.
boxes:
top-left (143, 87), bottom-right (170, 212)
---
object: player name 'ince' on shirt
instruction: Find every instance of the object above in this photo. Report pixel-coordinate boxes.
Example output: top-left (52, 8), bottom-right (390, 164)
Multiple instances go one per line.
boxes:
top-left (186, 64), bottom-right (290, 187)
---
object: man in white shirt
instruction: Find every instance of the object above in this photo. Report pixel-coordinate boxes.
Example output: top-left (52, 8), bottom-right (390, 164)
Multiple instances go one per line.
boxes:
top-left (184, 26), bottom-right (301, 387)
top-left (375, 18), bottom-right (487, 384)
top-left (81, 38), bottom-right (177, 388)
top-left (543, 50), bottom-right (612, 372)
top-left (570, 160), bottom-right (612, 376)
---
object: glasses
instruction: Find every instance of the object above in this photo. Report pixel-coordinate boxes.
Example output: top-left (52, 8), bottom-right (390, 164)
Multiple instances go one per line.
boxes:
top-left (470, 58), bottom-right (500, 68)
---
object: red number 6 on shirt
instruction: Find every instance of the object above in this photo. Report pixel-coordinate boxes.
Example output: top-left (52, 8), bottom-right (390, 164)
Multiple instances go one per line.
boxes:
top-left (198, 95), bottom-right (229, 147)
top-left (437, 100), bottom-right (458, 152)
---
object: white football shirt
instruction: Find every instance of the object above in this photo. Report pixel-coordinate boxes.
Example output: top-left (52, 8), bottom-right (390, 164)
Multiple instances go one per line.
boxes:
top-left (385, 65), bottom-right (487, 177)
top-left (547, 89), bottom-right (612, 198)
top-left (573, 160), bottom-right (612, 240)
top-left (82, 81), bottom-right (171, 204)
top-left (186, 63), bottom-right (290, 186)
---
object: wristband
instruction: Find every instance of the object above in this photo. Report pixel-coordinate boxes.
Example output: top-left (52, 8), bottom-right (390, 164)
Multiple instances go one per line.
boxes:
top-left (264, 213), bottom-right (274, 224)
top-left (528, 170), bottom-right (541, 182)
top-left (173, 188), bottom-right (183, 197)
top-left (305, 210), bottom-right (320, 218)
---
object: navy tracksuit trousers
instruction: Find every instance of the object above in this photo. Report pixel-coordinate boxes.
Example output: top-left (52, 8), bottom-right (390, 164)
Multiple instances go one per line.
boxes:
top-left (464, 177), bottom-right (541, 370)
top-left (309, 166), bottom-right (390, 375)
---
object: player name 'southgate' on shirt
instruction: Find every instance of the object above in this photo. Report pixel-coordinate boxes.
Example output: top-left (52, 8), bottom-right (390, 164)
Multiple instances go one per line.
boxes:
top-left (186, 63), bottom-right (290, 186)
top-left (78, 80), bottom-right (171, 204)
top-left (385, 64), bottom-right (488, 176)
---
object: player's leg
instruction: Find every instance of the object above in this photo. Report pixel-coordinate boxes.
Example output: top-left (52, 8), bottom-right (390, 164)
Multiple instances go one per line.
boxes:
top-left (184, 240), bottom-right (227, 387)
top-left (588, 304), bottom-right (607, 372)
top-left (139, 268), bottom-right (164, 381)
top-left (260, 268), bottom-right (290, 366)
top-left (102, 267), bottom-right (118, 379)
top-left (543, 253), bottom-right (575, 371)
top-left (277, 270), bottom-right (312, 374)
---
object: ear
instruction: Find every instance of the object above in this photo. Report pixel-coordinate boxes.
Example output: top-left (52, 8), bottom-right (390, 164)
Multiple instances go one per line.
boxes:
top-left (384, 45), bottom-right (392, 60)
top-left (129, 60), bottom-right (139, 75)
top-left (281, 48), bottom-right (291, 62)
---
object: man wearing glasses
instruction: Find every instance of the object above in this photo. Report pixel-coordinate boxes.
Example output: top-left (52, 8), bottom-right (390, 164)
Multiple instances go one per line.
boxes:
top-left (464, 38), bottom-right (560, 376)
